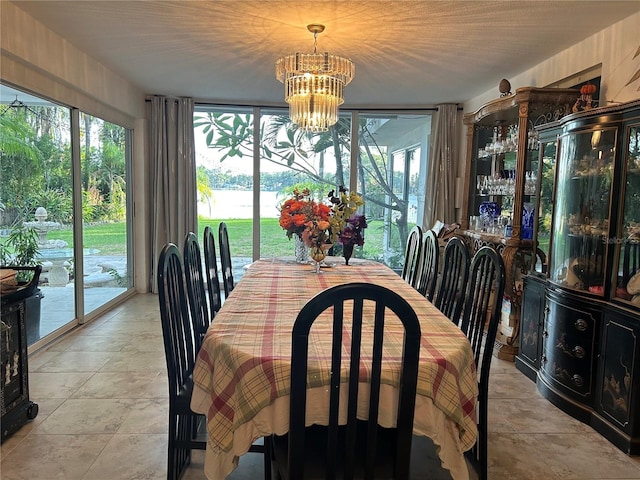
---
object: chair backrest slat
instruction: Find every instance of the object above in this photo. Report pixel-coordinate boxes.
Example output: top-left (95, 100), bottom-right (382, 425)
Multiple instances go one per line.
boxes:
top-left (401, 225), bottom-right (423, 288)
top-left (416, 229), bottom-right (440, 300)
top-left (183, 232), bottom-right (210, 352)
top-left (218, 222), bottom-right (234, 297)
top-left (203, 226), bottom-right (222, 317)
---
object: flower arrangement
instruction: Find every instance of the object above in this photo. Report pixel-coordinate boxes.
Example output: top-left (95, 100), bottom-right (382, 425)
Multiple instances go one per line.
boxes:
top-left (278, 188), bottom-right (330, 240)
top-left (279, 185), bottom-right (364, 252)
top-left (327, 186), bottom-right (365, 244)
top-left (338, 213), bottom-right (368, 247)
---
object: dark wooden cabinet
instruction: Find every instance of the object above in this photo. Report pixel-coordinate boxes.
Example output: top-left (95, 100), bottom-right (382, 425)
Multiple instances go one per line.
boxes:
top-left (516, 275), bottom-right (545, 380)
top-left (461, 87), bottom-right (578, 361)
top-left (538, 289), bottom-right (600, 408)
top-left (519, 99), bottom-right (640, 454)
top-left (593, 306), bottom-right (640, 453)
top-left (1, 299), bottom-right (38, 442)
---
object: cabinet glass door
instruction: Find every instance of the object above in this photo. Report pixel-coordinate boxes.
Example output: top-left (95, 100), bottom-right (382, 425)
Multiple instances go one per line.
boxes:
top-left (549, 127), bottom-right (616, 295)
top-left (471, 124), bottom-right (517, 234)
top-left (533, 138), bottom-right (557, 274)
top-left (614, 124), bottom-right (640, 305)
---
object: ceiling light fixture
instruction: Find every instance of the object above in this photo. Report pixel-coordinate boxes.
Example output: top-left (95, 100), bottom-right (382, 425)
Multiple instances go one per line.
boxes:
top-left (276, 24), bottom-right (354, 132)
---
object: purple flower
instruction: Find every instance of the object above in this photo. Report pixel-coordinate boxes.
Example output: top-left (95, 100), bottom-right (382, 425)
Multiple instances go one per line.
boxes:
top-left (338, 214), bottom-right (367, 246)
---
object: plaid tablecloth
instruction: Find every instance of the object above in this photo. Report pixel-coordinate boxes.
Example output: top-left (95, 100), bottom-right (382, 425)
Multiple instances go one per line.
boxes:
top-left (191, 257), bottom-right (478, 479)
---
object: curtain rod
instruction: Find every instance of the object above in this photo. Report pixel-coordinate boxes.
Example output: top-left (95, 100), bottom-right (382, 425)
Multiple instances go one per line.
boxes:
top-left (144, 98), bottom-right (462, 111)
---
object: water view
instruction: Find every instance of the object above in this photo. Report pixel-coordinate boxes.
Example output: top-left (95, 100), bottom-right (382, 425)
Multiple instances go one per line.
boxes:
top-left (198, 190), bottom-right (280, 219)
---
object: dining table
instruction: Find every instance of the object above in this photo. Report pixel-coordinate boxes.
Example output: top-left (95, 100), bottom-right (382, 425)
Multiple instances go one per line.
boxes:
top-left (191, 256), bottom-right (478, 480)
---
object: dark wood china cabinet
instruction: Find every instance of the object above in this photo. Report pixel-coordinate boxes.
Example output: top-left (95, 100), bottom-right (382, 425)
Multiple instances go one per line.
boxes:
top-left (516, 99), bottom-right (640, 454)
top-left (462, 87), bottom-right (578, 361)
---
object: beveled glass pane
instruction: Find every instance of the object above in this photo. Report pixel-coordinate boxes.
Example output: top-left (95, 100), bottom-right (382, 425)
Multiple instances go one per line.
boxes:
top-left (614, 124), bottom-right (640, 304)
top-left (549, 127), bottom-right (616, 294)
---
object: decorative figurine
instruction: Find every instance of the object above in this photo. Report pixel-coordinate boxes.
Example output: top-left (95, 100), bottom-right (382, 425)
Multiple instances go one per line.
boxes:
top-left (12, 351), bottom-right (19, 376)
top-left (499, 78), bottom-right (512, 97)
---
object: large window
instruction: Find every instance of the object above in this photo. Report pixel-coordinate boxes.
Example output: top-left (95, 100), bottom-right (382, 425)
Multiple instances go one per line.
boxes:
top-left (193, 107), bottom-right (431, 277)
top-left (0, 84), bottom-right (133, 347)
top-left (358, 114), bottom-right (430, 266)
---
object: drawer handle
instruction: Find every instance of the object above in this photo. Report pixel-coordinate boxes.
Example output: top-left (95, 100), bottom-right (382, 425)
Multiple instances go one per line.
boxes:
top-left (572, 346), bottom-right (586, 359)
top-left (574, 319), bottom-right (588, 331)
top-left (543, 330), bottom-right (549, 338)
top-left (572, 374), bottom-right (584, 387)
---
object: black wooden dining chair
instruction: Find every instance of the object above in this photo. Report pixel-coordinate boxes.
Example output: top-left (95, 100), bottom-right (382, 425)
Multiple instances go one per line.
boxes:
top-left (415, 229), bottom-right (440, 301)
top-left (183, 232), bottom-right (210, 352)
top-left (268, 283), bottom-right (422, 480)
top-left (203, 226), bottom-right (222, 319)
top-left (157, 243), bottom-right (206, 480)
top-left (218, 221), bottom-right (234, 298)
top-left (460, 246), bottom-right (506, 480)
top-left (433, 237), bottom-right (470, 325)
top-left (401, 225), bottom-right (423, 289)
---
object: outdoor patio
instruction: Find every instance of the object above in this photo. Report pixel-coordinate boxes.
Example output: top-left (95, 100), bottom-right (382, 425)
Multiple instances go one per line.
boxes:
top-left (31, 255), bottom-right (253, 347)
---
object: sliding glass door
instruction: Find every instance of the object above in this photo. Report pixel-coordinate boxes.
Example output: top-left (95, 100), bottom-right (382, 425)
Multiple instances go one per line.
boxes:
top-left (0, 84), bottom-right (133, 347)
top-left (79, 113), bottom-right (132, 315)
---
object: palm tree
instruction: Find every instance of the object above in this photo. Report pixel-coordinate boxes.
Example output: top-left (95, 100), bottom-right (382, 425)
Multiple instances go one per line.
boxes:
top-left (0, 110), bottom-right (43, 225)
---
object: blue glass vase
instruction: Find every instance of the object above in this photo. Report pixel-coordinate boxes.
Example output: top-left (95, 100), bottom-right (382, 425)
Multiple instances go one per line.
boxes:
top-left (479, 201), bottom-right (501, 219)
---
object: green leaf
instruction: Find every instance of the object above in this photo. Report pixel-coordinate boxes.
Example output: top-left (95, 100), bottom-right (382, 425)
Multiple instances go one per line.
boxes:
top-left (286, 153), bottom-right (295, 166)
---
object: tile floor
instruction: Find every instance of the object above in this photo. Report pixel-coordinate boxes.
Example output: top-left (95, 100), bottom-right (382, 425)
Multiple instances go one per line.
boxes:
top-left (2, 293), bottom-right (640, 479)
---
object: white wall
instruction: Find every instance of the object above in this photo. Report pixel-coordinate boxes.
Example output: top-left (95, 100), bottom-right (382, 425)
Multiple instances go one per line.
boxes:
top-left (1, 1), bottom-right (150, 293)
top-left (1, 2), bottom-right (146, 123)
top-left (457, 11), bottom-right (640, 221)
top-left (465, 11), bottom-right (640, 112)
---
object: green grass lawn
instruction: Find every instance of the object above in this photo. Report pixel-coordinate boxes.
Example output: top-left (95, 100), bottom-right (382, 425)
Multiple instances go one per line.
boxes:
top-left (45, 223), bottom-right (129, 255)
top-left (197, 217), bottom-right (388, 260)
top-left (41, 217), bottom-right (390, 260)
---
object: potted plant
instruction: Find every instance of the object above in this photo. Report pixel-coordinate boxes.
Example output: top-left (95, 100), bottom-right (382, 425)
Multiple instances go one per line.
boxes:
top-left (0, 224), bottom-right (43, 345)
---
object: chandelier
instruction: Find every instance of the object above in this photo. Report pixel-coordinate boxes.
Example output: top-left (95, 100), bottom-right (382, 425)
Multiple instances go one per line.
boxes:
top-left (276, 24), bottom-right (355, 132)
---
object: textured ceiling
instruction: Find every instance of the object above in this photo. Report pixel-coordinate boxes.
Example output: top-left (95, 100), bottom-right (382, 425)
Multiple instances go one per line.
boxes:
top-left (10, 1), bottom-right (640, 108)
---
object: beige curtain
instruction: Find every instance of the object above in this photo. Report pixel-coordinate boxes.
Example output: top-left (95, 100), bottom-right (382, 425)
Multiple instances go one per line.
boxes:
top-left (149, 96), bottom-right (197, 292)
top-left (423, 104), bottom-right (458, 228)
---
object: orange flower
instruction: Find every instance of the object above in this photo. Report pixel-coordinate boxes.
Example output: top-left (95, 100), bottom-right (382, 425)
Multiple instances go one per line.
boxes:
top-left (292, 214), bottom-right (307, 227)
top-left (279, 188), bottom-right (316, 239)
top-left (279, 186), bottom-right (364, 248)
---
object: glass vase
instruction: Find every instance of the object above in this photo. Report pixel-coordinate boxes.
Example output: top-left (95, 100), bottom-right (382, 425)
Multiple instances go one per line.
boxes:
top-left (294, 235), bottom-right (309, 264)
top-left (310, 244), bottom-right (331, 273)
top-left (342, 244), bottom-right (354, 265)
